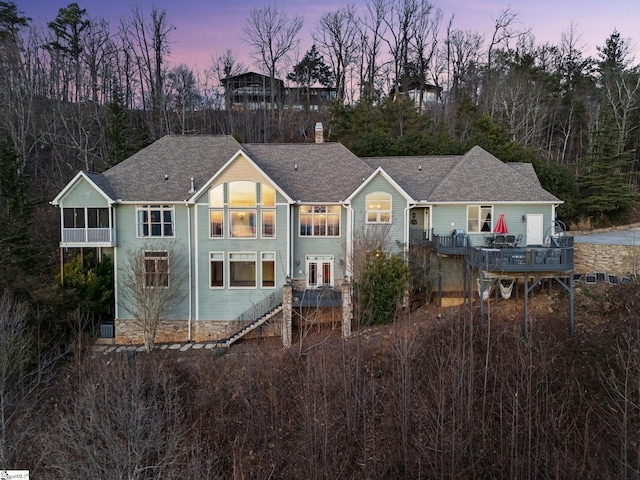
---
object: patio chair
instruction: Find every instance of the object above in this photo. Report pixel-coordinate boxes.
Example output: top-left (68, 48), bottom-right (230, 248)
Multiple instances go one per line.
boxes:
top-left (493, 234), bottom-right (506, 247)
top-left (515, 233), bottom-right (523, 246)
top-left (505, 234), bottom-right (516, 247)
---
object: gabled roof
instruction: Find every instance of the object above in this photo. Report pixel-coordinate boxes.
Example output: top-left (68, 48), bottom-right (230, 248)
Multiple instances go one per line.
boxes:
top-left (241, 142), bottom-right (373, 203)
top-left (427, 146), bottom-right (560, 203)
top-left (345, 167), bottom-right (414, 204)
top-left (101, 135), bottom-right (242, 202)
top-left (361, 155), bottom-right (459, 202)
top-left (189, 149), bottom-right (294, 204)
top-left (50, 170), bottom-right (115, 206)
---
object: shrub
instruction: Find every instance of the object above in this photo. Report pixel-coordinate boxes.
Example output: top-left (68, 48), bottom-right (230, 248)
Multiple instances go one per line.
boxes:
top-left (355, 250), bottom-right (410, 326)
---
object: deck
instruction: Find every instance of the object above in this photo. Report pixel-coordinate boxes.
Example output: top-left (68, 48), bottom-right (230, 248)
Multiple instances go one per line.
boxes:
top-left (434, 234), bottom-right (574, 273)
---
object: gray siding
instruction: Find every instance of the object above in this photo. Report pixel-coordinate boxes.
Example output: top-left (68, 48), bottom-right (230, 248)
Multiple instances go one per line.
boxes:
top-left (62, 177), bottom-right (109, 208)
top-left (114, 203), bottom-right (191, 320)
top-left (351, 174), bottom-right (407, 254)
top-left (432, 204), bottom-right (555, 246)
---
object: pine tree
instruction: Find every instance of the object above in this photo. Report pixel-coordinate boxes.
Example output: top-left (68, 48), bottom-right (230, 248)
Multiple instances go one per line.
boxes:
top-left (578, 128), bottom-right (636, 223)
top-left (105, 87), bottom-right (135, 166)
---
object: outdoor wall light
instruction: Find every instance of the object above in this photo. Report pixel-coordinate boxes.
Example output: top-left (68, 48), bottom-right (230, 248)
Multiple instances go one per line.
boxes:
top-left (285, 275), bottom-right (291, 284)
top-left (522, 215), bottom-right (526, 222)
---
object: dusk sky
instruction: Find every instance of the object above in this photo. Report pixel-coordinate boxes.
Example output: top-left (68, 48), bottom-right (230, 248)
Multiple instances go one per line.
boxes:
top-left (23, 0), bottom-right (640, 73)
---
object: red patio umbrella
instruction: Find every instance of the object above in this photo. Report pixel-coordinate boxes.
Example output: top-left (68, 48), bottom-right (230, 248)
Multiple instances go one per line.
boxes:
top-left (494, 212), bottom-right (508, 234)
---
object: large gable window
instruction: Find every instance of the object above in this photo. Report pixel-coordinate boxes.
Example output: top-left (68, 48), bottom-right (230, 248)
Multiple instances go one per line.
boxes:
top-left (299, 205), bottom-right (340, 237)
top-left (261, 184), bottom-right (276, 238)
top-left (229, 181), bottom-right (257, 238)
top-left (137, 205), bottom-right (174, 237)
top-left (209, 184), bottom-right (225, 238)
top-left (468, 205), bottom-right (493, 233)
top-left (229, 181), bottom-right (256, 207)
top-left (366, 192), bottom-right (392, 224)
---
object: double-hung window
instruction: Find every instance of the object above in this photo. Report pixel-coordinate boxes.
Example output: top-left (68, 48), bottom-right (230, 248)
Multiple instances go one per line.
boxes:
top-left (137, 205), bottom-right (174, 237)
top-left (144, 251), bottom-right (169, 288)
top-left (299, 205), bottom-right (340, 237)
top-left (366, 192), bottom-right (392, 224)
top-left (467, 205), bottom-right (493, 233)
top-left (262, 252), bottom-right (275, 287)
top-left (210, 252), bottom-right (224, 287)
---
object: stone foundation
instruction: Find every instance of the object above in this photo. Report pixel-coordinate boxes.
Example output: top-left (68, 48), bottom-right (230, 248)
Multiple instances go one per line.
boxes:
top-left (574, 243), bottom-right (640, 277)
top-left (115, 315), bottom-right (283, 345)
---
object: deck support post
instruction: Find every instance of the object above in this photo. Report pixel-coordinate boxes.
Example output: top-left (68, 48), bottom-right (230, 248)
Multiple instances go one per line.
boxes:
top-left (438, 255), bottom-right (442, 307)
top-left (523, 273), bottom-right (529, 339)
top-left (282, 284), bottom-right (292, 348)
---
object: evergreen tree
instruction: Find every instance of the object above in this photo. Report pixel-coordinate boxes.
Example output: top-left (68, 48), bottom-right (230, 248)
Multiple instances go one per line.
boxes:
top-left (578, 128), bottom-right (636, 223)
top-left (0, 134), bottom-right (32, 272)
top-left (106, 86), bottom-right (135, 166)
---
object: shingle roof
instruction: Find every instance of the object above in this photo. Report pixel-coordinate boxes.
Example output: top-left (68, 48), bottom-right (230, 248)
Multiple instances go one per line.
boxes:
top-left (241, 142), bottom-right (373, 203)
top-left (84, 171), bottom-right (116, 201)
top-left (82, 136), bottom-right (558, 205)
top-left (427, 146), bottom-right (560, 203)
top-left (102, 135), bottom-right (242, 201)
top-left (360, 155), bottom-right (460, 201)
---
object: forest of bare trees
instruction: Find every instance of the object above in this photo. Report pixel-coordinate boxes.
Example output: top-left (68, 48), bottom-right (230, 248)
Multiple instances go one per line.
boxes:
top-left (1, 1), bottom-right (639, 201)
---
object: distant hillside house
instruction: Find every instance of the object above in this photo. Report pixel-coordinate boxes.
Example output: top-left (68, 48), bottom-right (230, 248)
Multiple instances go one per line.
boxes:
top-left (221, 72), bottom-right (284, 111)
top-left (222, 71), bottom-right (335, 112)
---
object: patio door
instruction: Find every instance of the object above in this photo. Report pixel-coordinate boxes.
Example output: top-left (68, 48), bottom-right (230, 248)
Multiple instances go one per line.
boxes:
top-left (526, 214), bottom-right (544, 245)
top-left (306, 255), bottom-right (334, 288)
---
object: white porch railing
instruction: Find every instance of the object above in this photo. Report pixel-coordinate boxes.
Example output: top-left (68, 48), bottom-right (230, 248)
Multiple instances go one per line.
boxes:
top-left (62, 228), bottom-right (114, 244)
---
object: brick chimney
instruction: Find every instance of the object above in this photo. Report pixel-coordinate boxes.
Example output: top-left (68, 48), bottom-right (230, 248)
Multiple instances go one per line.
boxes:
top-left (315, 122), bottom-right (324, 143)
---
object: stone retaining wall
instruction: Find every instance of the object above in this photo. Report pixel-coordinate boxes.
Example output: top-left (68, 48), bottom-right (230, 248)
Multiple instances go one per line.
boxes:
top-left (115, 315), bottom-right (282, 345)
top-left (574, 243), bottom-right (640, 277)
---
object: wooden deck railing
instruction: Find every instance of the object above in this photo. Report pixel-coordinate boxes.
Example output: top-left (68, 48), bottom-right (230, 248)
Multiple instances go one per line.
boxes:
top-left (433, 234), bottom-right (574, 272)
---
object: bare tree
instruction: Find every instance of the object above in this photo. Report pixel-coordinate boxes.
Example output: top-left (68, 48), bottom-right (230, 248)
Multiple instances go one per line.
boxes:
top-left (357, 0), bottom-right (388, 101)
top-left (241, 2), bottom-right (303, 112)
top-left (409, 1), bottom-right (442, 112)
top-left (0, 290), bottom-right (59, 469)
top-left (121, 6), bottom-right (174, 136)
top-left (313, 5), bottom-right (359, 102)
top-left (121, 242), bottom-right (187, 352)
top-left (48, 355), bottom-right (193, 479)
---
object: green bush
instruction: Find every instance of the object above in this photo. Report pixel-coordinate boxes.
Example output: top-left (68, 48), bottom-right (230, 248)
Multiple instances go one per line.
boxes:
top-left (60, 251), bottom-right (114, 322)
top-left (355, 250), bottom-right (410, 326)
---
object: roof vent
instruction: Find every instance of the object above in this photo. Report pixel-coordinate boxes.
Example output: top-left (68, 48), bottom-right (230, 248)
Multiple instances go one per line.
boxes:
top-left (418, 165), bottom-right (422, 171)
top-left (188, 177), bottom-right (195, 194)
top-left (294, 163), bottom-right (298, 170)
top-left (164, 174), bottom-right (169, 180)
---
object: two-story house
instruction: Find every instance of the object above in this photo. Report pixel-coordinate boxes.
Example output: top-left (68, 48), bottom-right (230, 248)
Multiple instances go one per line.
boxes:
top-left (52, 133), bottom-right (572, 346)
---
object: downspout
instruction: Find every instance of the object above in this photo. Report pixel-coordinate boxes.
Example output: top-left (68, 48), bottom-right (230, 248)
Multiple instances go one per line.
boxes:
top-left (186, 202), bottom-right (193, 341)
top-left (287, 202), bottom-right (292, 280)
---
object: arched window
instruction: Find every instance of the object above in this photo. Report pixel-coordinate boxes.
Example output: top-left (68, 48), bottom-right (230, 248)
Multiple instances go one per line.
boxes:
top-left (366, 192), bottom-right (392, 224)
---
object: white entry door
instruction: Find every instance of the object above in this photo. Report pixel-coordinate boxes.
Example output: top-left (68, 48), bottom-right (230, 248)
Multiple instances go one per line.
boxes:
top-left (306, 255), bottom-right (334, 288)
top-left (526, 214), bottom-right (544, 245)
